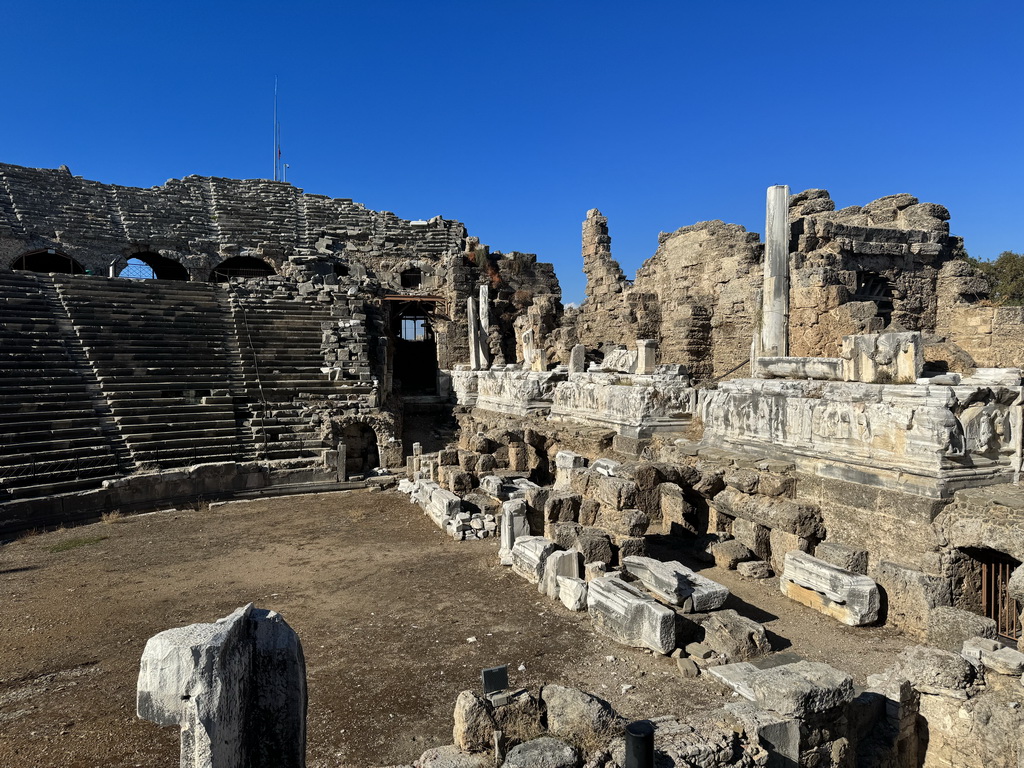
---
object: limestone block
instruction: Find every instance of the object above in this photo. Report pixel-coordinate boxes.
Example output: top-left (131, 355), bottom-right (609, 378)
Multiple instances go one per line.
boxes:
top-left (615, 536), bottom-right (647, 561)
top-left (698, 609), bottom-right (771, 661)
top-left (712, 539), bottom-right (754, 570)
top-left (586, 575), bottom-right (676, 654)
top-left (501, 737), bottom-right (578, 768)
top-left (540, 684), bottom-right (621, 739)
top-left (573, 528), bottom-right (613, 564)
top-left (712, 488), bottom-right (823, 539)
top-left (479, 475), bottom-right (505, 498)
top-left (887, 645), bottom-right (975, 697)
top-left (584, 561), bottom-right (607, 581)
top-left (961, 636), bottom-right (1002, 667)
top-left (591, 458), bottom-right (621, 477)
top-left (557, 577), bottom-right (588, 611)
top-left (136, 605), bottom-right (306, 768)
top-left (724, 701), bottom-right (800, 767)
top-left (925, 607), bottom-right (997, 652)
top-left (980, 645), bottom-right (1024, 675)
top-left (452, 690), bottom-right (496, 752)
top-left (554, 450), bottom-right (585, 489)
top-left (813, 541), bottom-right (868, 575)
top-left (622, 556), bottom-right (729, 612)
top-left (842, 331), bottom-right (923, 384)
top-left (539, 550), bottom-right (582, 600)
top-left (544, 491), bottom-right (581, 524)
top-left (427, 487), bottom-right (462, 527)
top-left (510, 536), bottom-right (558, 583)
top-left (659, 483), bottom-right (696, 536)
top-left (549, 521), bottom-right (583, 550)
top-left (724, 469), bottom-right (759, 494)
top-left (499, 500), bottom-right (530, 565)
top-left (736, 560), bottom-right (773, 580)
top-left (750, 661), bottom-right (854, 718)
top-left (731, 518), bottom-right (769, 563)
top-left (780, 551), bottom-right (879, 626)
top-left (416, 745), bottom-right (491, 768)
top-left (707, 662), bottom-right (761, 700)
top-left (872, 561), bottom-right (952, 637)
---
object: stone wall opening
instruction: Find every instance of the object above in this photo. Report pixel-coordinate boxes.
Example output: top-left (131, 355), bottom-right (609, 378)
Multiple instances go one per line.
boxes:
top-left (854, 271), bottom-right (895, 326)
top-left (209, 256), bottom-right (276, 282)
top-left (119, 252), bottom-right (190, 281)
top-left (342, 423), bottom-right (379, 479)
top-left (954, 547), bottom-right (1022, 642)
top-left (400, 267), bottom-right (422, 289)
top-left (393, 301), bottom-right (438, 395)
top-left (12, 250), bottom-right (86, 274)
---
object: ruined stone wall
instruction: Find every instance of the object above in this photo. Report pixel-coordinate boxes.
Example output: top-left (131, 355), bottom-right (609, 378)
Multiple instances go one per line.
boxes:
top-left (788, 190), bottom-right (963, 358)
top-left (566, 210), bottom-right (761, 380)
top-left (0, 162), bottom-right (559, 371)
top-left (935, 259), bottom-right (1024, 369)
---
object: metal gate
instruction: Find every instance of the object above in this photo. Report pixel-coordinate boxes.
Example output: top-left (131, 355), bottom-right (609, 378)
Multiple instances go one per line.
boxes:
top-left (982, 553), bottom-right (1022, 642)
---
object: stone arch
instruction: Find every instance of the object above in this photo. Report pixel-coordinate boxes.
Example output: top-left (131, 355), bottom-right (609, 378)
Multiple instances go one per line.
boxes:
top-left (11, 249), bottom-right (86, 275)
top-left (208, 256), bottom-right (276, 282)
top-left (331, 414), bottom-right (401, 472)
top-left (400, 265), bottom-right (423, 289)
top-left (118, 251), bottom-right (190, 281)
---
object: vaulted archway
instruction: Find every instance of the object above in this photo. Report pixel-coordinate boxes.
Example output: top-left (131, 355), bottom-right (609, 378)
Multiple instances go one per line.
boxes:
top-left (208, 256), bottom-right (275, 282)
top-left (12, 250), bottom-right (86, 275)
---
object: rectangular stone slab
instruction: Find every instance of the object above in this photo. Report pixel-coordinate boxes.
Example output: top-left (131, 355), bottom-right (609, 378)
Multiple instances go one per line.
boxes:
top-left (586, 575), bottom-right (675, 654)
top-left (622, 555), bottom-right (729, 612)
top-left (780, 551), bottom-right (879, 626)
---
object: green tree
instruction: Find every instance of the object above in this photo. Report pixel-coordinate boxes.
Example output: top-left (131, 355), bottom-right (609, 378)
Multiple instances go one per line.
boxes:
top-left (967, 251), bottom-right (1024, 305)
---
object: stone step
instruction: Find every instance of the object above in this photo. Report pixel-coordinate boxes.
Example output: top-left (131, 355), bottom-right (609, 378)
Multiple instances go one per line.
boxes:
top-left (0, 469), bottom-right (119, 497)
top-left (0, 432), bottom-right (108, 454)
top-left (0, 442), bottom-right (116, 467)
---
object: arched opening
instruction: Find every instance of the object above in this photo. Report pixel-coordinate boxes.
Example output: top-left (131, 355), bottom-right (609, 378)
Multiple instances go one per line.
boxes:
top-left (400, 266), bottom-right (423, 289)
top-left (953, 547), bottom-right (1021, 643)
top-left (392, 300), bottom-right (438, 395)
top-left (118, 252), bottom-right (190, 281)
top-left (854, 271), bottom-right (894, 325)
top-left (342, 423), bottom-right (379, 479)
top-left (12, 250), bottom-right (86, 275)
top-left (208, 256), bottom-right (276, 282)
top-left (333, 263), bottom-right (350, 278)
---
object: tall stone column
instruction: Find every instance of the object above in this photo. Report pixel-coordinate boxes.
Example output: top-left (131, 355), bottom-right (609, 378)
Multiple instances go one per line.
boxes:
top-left (760, 184), bottom-right (791, 358)
top-left (477, 284), bottom-right (491, 370)
top-left (468, 297), bottom-right (481, 370)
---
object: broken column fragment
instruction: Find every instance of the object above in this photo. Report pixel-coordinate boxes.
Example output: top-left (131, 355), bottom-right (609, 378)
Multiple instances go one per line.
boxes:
top-left (510, 535), bottom-right (558, 583)
top-left (586, 574), bottom-right (676, 654)
top-left (499, 499), bottom-right (531, 565)
top-left (622, 555), bottom-right (729, 612)
top-left (780, 551), bottom-right (880, 626)
top-left (137, 604), bottom-right (306, 768)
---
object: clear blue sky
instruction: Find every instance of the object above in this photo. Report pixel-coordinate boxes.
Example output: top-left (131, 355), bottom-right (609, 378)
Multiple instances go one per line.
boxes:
top-left (4, 1), bottom-right (1021, 303)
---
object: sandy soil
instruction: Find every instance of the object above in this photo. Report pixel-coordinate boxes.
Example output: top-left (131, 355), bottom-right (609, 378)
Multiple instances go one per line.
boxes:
top-left (0, 489), bottom-right (910, 767)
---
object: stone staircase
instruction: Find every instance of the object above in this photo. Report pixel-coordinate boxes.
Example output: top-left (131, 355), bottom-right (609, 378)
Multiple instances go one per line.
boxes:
top-left (52, 275), bottom-right (252, 470)
top-left (0, 272), bottom-right (122, 499)
top-left (230, 281), bottom-right (358, 463)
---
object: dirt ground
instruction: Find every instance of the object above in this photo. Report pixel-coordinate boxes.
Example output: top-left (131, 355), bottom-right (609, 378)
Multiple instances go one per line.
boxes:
top-left (0, 489), bottom-right (910, 767)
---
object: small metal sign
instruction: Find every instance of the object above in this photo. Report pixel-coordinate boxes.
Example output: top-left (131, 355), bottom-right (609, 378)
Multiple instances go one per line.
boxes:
top-left (481, 665), bottom-right (509, 695)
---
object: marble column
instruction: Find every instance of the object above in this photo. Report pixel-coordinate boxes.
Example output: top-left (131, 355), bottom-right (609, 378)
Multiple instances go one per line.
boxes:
top-left (760, 184), bottom-right (790, 358)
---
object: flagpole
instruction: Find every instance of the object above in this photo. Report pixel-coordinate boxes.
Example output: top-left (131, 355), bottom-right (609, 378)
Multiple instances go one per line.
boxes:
top-left (273, 77), bottom-right (278, 181)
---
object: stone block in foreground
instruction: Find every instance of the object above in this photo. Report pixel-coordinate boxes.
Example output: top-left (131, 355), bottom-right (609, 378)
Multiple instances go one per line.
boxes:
top-left (137, 604), bottom-right (306, 768)
top-left (510, 535), bottom-right (558, 583)
top-left (622, 555), bottom-right (729, 611)
top-left (749, 660), bottom-right (854, 718)
top-left (780, 551), bottom-right (879, 626)
top-left (587, 575), bottom-right (675, 654)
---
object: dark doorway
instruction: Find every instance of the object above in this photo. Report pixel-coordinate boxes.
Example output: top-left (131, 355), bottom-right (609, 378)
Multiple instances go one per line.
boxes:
top-left (400, 267), bottom-right (423, 289)
top-left (854, 271), bottom-right (895, 325)
top-left (392, 301), bottom-right (438, 395)
top-left (209, 256), bottom-right (276, 282)
top-left (957, 547), bottom-right (1022, 643)
top-left (12, 250), bottom-right (86, 275)
top-left (119, 252), bottom-right (190, 281)
top-left (342, 423), bottom-right (379, 478)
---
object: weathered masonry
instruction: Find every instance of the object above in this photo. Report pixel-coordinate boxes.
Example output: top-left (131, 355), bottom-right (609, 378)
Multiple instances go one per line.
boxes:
top-left (0, 162), bottom-right (559, 532)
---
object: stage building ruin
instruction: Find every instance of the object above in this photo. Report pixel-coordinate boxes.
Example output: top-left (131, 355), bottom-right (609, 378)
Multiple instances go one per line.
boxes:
top-left (4, 161), bottom-right (1024, 767)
